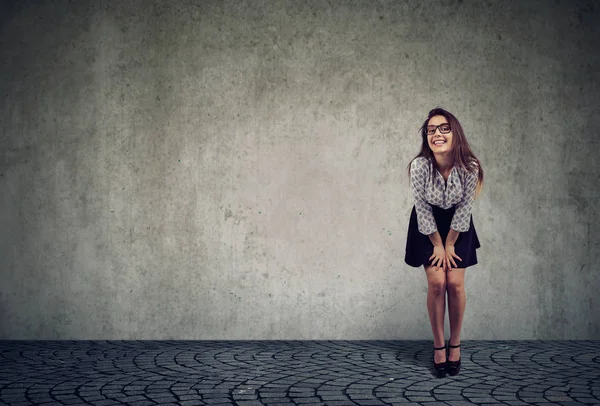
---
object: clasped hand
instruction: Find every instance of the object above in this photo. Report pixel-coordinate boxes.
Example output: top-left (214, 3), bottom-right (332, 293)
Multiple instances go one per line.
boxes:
top-left (429, 244), bottom-right (462, 272)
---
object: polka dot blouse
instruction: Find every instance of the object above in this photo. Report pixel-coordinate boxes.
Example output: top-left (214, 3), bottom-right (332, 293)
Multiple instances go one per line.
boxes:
top-left (410, 156), bottom-right (479, 235)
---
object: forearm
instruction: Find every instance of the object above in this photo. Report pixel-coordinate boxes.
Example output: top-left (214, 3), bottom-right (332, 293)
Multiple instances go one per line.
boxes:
top-left (428, 231), bottom-right (444, 247)
top-left (445, 229), bottom-right (460, 246)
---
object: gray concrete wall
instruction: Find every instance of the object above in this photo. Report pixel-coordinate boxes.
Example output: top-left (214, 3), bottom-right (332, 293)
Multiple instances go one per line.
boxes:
top-left (1, 0), bottom-right (599, 340)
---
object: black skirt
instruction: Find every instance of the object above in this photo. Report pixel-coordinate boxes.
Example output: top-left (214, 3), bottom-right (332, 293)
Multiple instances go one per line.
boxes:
top-left (404, 204), bottom-right (481, 269)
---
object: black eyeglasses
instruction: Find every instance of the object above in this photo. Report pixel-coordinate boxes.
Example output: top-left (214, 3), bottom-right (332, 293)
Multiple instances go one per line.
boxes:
top-left (426, 124), bottom-right (451, 135)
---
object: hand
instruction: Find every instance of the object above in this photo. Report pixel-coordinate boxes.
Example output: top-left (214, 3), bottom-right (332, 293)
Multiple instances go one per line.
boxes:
top-left (445, 244), bottom-right (462, 271)
top-left (429, 244), bottom-right (446, 272)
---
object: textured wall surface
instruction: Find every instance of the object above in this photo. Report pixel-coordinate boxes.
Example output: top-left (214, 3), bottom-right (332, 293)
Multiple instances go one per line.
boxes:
top-left (1, 0), bottom-right (599, 340)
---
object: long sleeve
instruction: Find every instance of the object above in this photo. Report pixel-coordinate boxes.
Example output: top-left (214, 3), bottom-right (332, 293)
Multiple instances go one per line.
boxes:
top-left (450, 164), bottom-right (479, 232)
top-left (410, 158), bottom-right (437, 235)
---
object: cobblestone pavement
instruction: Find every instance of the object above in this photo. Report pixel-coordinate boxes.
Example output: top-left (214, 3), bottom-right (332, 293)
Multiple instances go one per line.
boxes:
top-left (0, 340), bottom-right (599, 406)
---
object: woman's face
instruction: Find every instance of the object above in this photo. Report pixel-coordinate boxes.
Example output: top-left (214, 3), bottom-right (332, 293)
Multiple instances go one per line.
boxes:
top-left (426, 115), bottom-right (453, 154)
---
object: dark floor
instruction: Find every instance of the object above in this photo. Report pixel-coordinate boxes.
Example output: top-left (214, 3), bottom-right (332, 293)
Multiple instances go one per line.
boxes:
top-left (0, 340), bottom-right (598, 406)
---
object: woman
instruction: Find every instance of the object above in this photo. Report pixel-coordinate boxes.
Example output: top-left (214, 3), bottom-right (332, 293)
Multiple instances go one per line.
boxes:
top-left (404, 107), bottom-right (484, 377)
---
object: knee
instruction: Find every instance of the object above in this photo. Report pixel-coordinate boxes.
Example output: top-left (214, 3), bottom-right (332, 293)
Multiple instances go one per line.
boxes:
top-left (447, 280), bottom-right (464, 295)
top-left (428, 280), bottom-right (446, 296)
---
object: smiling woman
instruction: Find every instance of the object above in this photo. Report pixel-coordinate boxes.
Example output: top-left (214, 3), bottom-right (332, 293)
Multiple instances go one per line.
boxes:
top-left (404, 107), bottom-right (484, 378)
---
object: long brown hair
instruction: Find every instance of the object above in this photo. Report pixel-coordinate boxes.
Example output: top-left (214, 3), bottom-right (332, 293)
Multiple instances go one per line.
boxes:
top-left (407, 107), bottom-right (484, 199)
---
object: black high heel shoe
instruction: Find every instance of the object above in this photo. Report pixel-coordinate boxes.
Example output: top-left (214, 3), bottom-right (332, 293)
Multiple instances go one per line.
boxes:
top-left (446, 342), bottom-right (461, 376)
top-left (433, 344), bottom-right (447, 377)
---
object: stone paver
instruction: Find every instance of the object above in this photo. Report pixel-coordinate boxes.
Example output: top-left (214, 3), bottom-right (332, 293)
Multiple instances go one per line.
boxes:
top-left (0, 341), bottom-right (598, 405)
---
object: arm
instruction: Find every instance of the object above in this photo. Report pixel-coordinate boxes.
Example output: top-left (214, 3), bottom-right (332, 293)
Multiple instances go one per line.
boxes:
top-left (445, 167), bottom-right (478, 269)
top-left (410, 158), bottom-right (438, 237)
top-left (449, 164), bottom-right (479, 235)
top-left (411, 159), bottom-right (446, 269)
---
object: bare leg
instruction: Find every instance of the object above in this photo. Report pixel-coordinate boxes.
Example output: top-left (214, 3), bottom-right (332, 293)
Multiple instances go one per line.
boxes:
top-left (425, 265), bottom-right (447, 363)
top-left (446, 268), bottom-right (466, 361)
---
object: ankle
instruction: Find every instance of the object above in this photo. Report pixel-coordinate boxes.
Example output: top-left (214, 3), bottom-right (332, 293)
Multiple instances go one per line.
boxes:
top-left (448, 339), bottom-right (460, 347)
